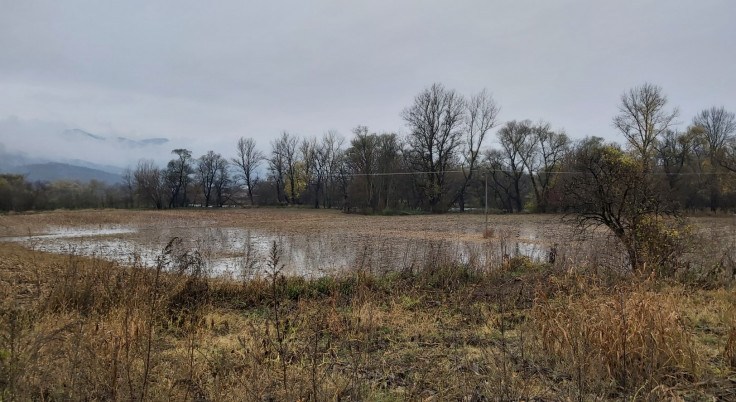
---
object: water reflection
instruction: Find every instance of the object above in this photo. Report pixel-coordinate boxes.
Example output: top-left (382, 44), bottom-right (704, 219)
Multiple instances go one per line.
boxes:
top-left (1, 225), bottom-right (554, 277)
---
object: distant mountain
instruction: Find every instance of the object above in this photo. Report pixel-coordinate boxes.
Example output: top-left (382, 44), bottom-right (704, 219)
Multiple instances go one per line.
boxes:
top-left (64, 159), bottom-right (126, 175)
top-left (7, 162), bottom-right (123, 184)
top-left (0, 146), bottom-right (125, 181)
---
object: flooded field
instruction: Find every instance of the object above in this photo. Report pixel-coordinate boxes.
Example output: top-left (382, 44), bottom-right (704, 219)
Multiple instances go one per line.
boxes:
top-left (1, 209), bottom-right (735, 277)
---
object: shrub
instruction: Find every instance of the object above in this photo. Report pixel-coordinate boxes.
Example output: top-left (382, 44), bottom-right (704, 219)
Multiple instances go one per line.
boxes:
top-left (504, 255), bottom-right (536, 273)
top-left (631, 215), bottom-right (693, 276)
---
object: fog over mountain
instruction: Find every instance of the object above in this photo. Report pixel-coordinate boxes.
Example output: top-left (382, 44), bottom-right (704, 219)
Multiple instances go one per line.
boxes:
top-left (0, 116), bottom-right (172, 170)
top-left (11, 163), bottom-right (123, 184)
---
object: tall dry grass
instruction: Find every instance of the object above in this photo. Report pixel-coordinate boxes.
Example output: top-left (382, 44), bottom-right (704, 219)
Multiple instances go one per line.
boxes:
top-left (530, 280), bottom-right (700, 399)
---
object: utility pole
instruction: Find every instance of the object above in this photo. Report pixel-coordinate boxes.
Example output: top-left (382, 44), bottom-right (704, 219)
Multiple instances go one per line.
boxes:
top-left (485, 174), bottom-right (489, 236)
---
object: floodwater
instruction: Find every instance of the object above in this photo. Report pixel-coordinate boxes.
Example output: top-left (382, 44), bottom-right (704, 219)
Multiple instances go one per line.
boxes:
top-left (3, 209), bottom-right (734, 277)
top-left (0, 223), bottom-right (555, 277)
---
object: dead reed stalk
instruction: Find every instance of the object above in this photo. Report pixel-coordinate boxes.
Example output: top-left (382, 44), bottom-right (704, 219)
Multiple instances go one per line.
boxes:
top-left (531, 283), bottom-right (700, 396)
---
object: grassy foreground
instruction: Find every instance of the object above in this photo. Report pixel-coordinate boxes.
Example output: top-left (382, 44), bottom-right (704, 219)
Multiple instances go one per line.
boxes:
top-left (0, 240), bottom-right (735, 401)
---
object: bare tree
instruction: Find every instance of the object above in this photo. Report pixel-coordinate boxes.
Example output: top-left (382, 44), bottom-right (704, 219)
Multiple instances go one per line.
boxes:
top-left (300, 137), bottom-right (321, 208)
top-left (165, 148), bottom-right (193, 208)
top-left (693, 106), bottom-right (736, 156)
top-left (347, 126), bottom-right (379, 211)
top-left (299, 133), bottom-right (346, 209)
top-left (197, 151), bottom-right (228, 207)
top-left (121, 167), bottom-right (136, 208)
top-left (656, 128), bottom-right (694, 191)
top-left (402, 83), bottom-right (466, 212)
top-left (346, 127), bottom-right (401, 212)
top-left (613, 83), bottom-right (679, 167)
top-left (134, 159), bottom-right (165, 209)
top-left (455, 89), bottom-right (499, 211)
top-left (232, 137), bottom-right (264, 205)
top-left (485, 149), bottom-right (516, 212)
top-left (375, 133), bottom-right (401, 211)
top-left (334, 149), bottom-right (352, 211)
top-left (692, 107), bottom-right (736, 211)
top-left (269, 138), bottom-right (287, 204)
top-left (493, 120), bottom-right (534, 212)
top-left (518, 122), bottom-right (570, 212)
top-left (213, 159), bottom-right (232, 207)
top-left (321, 130), bottom-right (345, 209)
top-left (271, 132), bottom-right (299, 204)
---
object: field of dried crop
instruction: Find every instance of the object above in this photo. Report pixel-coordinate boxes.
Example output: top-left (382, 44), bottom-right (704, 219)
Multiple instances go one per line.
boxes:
top-left (1, 208), bottom-right (735, 400)
top-left (0, 207), bottom-right (572, 240)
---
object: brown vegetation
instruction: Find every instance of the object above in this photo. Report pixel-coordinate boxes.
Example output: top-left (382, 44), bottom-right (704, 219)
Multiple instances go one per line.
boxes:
top-left (1, 210), bottom-right (735, 400)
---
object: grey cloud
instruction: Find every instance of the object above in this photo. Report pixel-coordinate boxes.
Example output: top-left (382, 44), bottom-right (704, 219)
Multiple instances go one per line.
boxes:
top-left (0, 0), bottom-right (734, 168)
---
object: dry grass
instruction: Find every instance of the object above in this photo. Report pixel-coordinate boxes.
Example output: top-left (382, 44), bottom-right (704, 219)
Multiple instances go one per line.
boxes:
top-left (727, 327), bottom-right (736, 370)
top-left (531, 282), bottom-right (699, 398)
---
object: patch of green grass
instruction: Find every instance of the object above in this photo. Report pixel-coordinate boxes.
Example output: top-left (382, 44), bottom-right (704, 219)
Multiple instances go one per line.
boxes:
top-left (399, 295), bottom-right (422, 310)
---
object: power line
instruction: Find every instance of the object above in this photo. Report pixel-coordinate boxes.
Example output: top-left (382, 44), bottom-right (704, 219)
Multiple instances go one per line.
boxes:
top-left (322, 168), bottom-right (736, 178)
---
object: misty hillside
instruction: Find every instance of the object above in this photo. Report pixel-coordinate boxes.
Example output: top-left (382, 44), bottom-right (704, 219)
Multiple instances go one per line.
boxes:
top-left (0, 117), bottom-right (173, 169)
top-left (65, 159), bottom-right (126, 175)
top-left (4, 162), bottom-right (123, 184)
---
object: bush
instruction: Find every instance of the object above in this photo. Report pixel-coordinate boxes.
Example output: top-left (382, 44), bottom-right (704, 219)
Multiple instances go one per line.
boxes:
top-left (631, 215), bottom-right (694, 276)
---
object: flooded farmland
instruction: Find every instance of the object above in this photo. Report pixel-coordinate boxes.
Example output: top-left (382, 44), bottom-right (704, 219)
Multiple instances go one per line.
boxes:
top-left (1, 209), bottom-right (734, 277)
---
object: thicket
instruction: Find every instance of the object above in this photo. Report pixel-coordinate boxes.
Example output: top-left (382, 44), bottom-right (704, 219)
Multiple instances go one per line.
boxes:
top-left (0, 175), bottom-right (128, 212)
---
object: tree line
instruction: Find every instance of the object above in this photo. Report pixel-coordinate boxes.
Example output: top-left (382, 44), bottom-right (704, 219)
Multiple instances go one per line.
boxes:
top-left (2, 82), bottom-right (735, 215)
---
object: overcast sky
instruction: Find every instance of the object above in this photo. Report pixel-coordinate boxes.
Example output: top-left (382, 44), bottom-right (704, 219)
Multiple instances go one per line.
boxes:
top-left (1, 0), bottom-right (734, 167)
